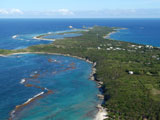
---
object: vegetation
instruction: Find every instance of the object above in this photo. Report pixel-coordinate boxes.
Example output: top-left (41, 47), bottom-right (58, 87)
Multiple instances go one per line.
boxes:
top-left (1, 26), bottom-right (160, 119)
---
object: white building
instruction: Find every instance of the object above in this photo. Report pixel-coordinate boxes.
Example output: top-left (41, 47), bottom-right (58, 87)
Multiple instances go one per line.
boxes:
top-left (129, 71), bottom-right (134, 75)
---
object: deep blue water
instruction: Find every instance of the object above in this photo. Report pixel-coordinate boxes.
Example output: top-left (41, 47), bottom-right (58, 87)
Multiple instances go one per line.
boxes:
top-left (0, 18), bottom-right (160, 120)
top-left (1, 19), bottom-right (160, 49)
top-left (109, 19), bottom-right (160, 47)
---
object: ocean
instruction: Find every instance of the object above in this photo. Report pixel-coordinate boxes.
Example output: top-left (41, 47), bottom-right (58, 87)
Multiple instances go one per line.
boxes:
top-left (0, 18), bottom-right (160, 120)
top-left (0, 19), bottom-right (160, 50)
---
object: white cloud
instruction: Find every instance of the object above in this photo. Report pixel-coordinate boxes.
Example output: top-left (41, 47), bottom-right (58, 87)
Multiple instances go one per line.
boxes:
top-left (57, 9), bottom-right (74, 15)
top-left (73, 9), bottom-right (160, 18)
top-left (10, 8), bottom-right (24, 14)
top-left (1, 8), bottom-right (160, 18)
top-left (28, 9), bottom-right (74, 16)
top-left (0, 9), bottom-right (9, 14)
top-left (0, 8), bottom-right (23, 15)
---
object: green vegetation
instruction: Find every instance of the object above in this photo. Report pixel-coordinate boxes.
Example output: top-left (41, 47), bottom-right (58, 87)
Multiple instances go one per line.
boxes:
top-left (1, 26), bottom-right (160, 119)
top-left (0, 49), bottom-right (26, 55)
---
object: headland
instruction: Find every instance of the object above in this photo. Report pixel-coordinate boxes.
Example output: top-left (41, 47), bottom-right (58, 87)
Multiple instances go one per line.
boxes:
top-left (1, 26), bottom-right (160, 120)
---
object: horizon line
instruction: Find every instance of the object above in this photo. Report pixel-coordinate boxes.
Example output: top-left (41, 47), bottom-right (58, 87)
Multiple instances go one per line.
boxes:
top-left (0, 18), bottom-right (160, 19)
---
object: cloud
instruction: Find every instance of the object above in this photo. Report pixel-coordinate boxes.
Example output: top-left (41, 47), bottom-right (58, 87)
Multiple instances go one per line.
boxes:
top-left (57, 9), bottom-right (74, 15)
top-left (26, 8), bottom-right (74, 17)
top-left (0, 8), bottom-right (160, 18)
top-left (10, 8), bottom-right (24, 14)
top-left (102, 9), bottom-right (160, 17)
top-left (73, 9), bottom-right (160, 18)
top-left (0, 8), bottom-right (23, 15)
top-left (37, 9), bottom-right (74, 16)
top-left (25, 9), bottom-right (74, 17)
top-left (0, 9), bottom-right (9, 14)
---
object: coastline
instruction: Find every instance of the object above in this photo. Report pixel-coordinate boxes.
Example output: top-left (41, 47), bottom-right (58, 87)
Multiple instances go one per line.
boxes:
top-left (32, 28), bottom-right (88, 42)
top-left (1, 28), bottom-right (114, 119)
top-left (103, 27), bottom-right (128, 39)
top-left (103, 31), bottom-right (117, 39)
top-left (33, 36), bottom-right (56, 41)
top-left (90, 62), bottom-right (108, 120)
top-left (95, 104), bottom-right (108, 120)
top-left (0, 51), bottom-right (108, 120)
top-left (1, 25), bottom-right (160, 119)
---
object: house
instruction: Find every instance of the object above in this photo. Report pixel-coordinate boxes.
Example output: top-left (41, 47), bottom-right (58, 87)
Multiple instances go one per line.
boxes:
top-left (129, 71), bottom-right (134, 75)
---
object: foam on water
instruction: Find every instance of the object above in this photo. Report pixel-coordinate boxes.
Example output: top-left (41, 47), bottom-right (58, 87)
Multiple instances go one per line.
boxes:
top-left (12, 35), bottom-right (18, 39)
top-left (20, 79), bottom-right (26, 84)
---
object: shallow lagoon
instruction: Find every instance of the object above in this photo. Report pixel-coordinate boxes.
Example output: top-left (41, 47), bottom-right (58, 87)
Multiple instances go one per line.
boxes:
top-left (0, 54), bottom-right (100, 120)
top-left (43, 33), bottom-right (82, 39)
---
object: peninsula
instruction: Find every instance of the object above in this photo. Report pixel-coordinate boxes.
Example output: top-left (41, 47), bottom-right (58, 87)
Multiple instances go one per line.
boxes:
top-left (1, 26), bottom-right (160, 120)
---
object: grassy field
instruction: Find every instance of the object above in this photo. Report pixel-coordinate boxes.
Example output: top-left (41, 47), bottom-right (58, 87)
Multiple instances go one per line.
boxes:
top-left (1, 26), bottom-right (160, 120)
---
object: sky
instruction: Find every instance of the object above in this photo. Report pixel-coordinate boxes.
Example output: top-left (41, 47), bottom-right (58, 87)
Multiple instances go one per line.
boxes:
top-left (0, 0), bottom-right (160, 18)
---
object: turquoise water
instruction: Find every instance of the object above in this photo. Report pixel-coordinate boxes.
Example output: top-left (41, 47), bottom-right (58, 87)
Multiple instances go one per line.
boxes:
top-left (1, 18), bottom-right (160, 120)
top-left (0, 54), bottom-right (100, 120)
top-left (0, 19), bottom-right (102, 120)
top-left (43, 33), bottom-right (82, 39)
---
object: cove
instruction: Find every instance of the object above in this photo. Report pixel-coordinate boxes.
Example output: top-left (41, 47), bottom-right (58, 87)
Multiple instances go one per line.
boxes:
top-left (0, 53), bottom-right (100, 120)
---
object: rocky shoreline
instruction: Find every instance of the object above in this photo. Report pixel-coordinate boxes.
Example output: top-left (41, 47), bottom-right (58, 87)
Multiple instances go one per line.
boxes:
top-left (89, 61), bottom-right (108, 120)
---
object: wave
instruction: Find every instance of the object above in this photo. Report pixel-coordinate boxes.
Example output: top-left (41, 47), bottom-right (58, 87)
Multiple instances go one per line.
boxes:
top-left (12, 35), bottom-right (25, 41)
top-left (12, 35), bottom-right (18, 39)
top-left (45, 87), bottom-right (49, 91)
top-left (9, 92), bottom-right (44, 120)
top-left (20, 79), bottom-right (26, 84)
top-left (48, 32), bottom-right (53, 34)
top-left (24, 92), bottom-right (44, 104)
top-left (9, 69), bottom-right (54, 119)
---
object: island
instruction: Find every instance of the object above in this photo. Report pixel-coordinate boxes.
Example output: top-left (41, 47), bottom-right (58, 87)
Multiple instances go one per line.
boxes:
top-left (1, 26), bottom-right (160, 120)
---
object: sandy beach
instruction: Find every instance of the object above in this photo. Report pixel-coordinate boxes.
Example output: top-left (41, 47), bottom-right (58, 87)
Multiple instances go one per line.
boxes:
top-left (33, 36), bottom-right (55, 41)
top-left (103, 27), bottom-right (128, 39)
top-left (103, 31), bottom-right (117, 39)
top-left (95, 104), bottom-right (108, 120)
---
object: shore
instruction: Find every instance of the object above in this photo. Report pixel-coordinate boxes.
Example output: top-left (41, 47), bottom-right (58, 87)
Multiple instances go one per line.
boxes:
top-left (1, 27), bottom-right (115, 120)
top-left (32, 28), bottom-right (88, 42)
top-left (33, 36), bottom-right (56, 41)
top-left (0, 51), bottom-right (108, 120)
top-left (90, 61), bottom-right (108, 120)
top-left (103, 27), bottom-right (128, 39)
top-left (1, 27), bottom-right (115, 119)
top-left (1, 25), bottom-right (160, 119)
top-left (95, 104), bottom-right (108, 120)
top-left (103, 31), bottom-right (117, 39)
